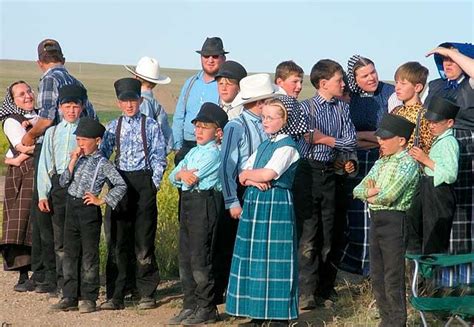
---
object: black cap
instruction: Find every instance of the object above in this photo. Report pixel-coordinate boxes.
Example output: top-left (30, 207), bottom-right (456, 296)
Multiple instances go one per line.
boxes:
top-left (215, 60), bottom-right (247, 82)
top-left (74, 117), bottom-right (105, 138)
top-left (196, 37), bottom-right (229, 56)
top-left (424, 96), bottom-right (460, 122)
top-left (191, 102), bottom-right (228, 128)
top-left (375, 114), bottom-right (415, 140)
top-left (37, 38), bottom-right (64, 61)
top-left (58, 84), bottom-right (87, 105)
top-left (114, 78), bottom-right (141, 101)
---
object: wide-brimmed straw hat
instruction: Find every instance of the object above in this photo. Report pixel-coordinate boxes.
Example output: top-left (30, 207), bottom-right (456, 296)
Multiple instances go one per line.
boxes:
top-left (231, 73), bottom-right (281, 107)
top-left (124, 56), bottom-right (171, 85)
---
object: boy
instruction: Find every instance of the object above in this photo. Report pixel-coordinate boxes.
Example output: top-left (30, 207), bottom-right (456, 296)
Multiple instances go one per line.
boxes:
top-left (125, 56), bottom-right (173, 154)
top-left (409, 96), bottom-right (460, 254)
top-left (168, 102), bottom-right (228, 325)
top-left (216, 60), bottom-right (247, 119)
top-left (37, 84), bottom-right (87, 295)
top-left (293, 59), bottom-right (357, 309)
top-left (100, 78), bottom-right (167, 310)
top-left (50, 117), bottom-right (126, 313)
top-left (353, 114), bottom-right (419, 326)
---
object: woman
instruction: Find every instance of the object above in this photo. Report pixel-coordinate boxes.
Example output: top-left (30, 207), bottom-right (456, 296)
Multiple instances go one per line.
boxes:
top-left (338, 55), bottom-right (400, 275)
top-left (0, 81), bottom-right (37, 291)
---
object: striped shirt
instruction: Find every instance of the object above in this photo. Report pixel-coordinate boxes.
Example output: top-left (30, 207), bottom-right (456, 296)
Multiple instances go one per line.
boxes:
top-left (297, 94), bottom-right (357, 162)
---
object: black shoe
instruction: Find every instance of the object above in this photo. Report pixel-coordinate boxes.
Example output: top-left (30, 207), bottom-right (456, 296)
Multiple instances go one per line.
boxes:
top-left (100, 299), bottom-right (125, 310)
top-left (137, 296), bottom-right (156, 310)
top-left (35, 283), bottom-right (56, 294)
top-left (14, 279), bottom-right (35, 292)
top-left (168, 308), bottom-right (196, 325)
top-left (50, 298), bottom-right (78, 311)
top-left (299, 294), bottom-right (316, 310)
top-left (79, 300), bottom-right (97, 314)
top-left (181, 306), bottom-right (218, 325)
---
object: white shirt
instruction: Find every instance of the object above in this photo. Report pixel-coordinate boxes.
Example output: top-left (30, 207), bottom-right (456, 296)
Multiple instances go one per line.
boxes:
top-left (3, 113), bottom-right (38, 158)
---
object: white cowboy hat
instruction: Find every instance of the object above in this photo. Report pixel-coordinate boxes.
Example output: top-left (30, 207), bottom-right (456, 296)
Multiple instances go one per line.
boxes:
top-left (124, 56), bottom-right (171, 85)
top-left (231, 73), bottom-right (282, 107)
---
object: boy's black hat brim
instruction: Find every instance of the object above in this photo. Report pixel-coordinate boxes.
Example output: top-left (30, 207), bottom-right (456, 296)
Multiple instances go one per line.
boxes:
top-left (59, 97), bottom-right (83, 105)
top-left (374, 128), bottom-right (396, 139)
top-left (424, 110), bottom-right (445, 122)
top-left (117, 92), bottom-right (140, 101)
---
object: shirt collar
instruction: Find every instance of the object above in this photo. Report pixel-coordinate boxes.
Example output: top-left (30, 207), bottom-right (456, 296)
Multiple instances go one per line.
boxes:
top-left (141, 89), bottom-right (153, 98)
top-left (314, 93), bottom-right (337, 105)
top-left (383, 149), bottom-right (408, 161)
top-left (40, 64), bottom-right (65, 80)
top-left (434, 128), bottom-right (454, 143)
top-left (196, 70), bottom-right (216, 84)
top-left (197, 140), bottom-right (217, 149)
top-left (60, 119), bottom-right (79, 128)
top-left (123, 112), bottom-right (141, 122)
top-left (242, 109), bottom-right (262, 122)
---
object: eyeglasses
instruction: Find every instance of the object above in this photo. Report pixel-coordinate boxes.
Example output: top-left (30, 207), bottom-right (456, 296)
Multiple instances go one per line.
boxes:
top-left (261, 115), bottom-right (283, 122)
top-left (13, 89), bottom-right (34, 99)
top-left (202, 55), bottom-right (221, 59)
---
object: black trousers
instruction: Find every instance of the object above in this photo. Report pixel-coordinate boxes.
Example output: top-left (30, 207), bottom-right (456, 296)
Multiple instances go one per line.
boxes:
top-left (63, 196), bottom-right (102, 301)
top-left (105, 170), bottom-right (159, 300)
top-left (179, 190), bottom-right (221, 310)
top-left (174, 140), bottom-right (197, 221)
top-left (294, 159), bottom-right (337, 298)
top-left (30, 144), bottom-right (56, 286)
top-left (370, 210), bottom-right (406, 327)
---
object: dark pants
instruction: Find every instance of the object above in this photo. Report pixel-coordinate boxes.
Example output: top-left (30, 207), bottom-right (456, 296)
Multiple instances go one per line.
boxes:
top-left (63, 196), bottom-right (102, 301)
top-left (105, 170), bottom-right (159, 300)
top-left (30, 144), bottom-right (56, 286)
top-left (179, 190), bottom-right (221, 310)
top-left (174, 140), bottom-right (197, 221)
top-left (370, 210), bottom-right (406, 327)
top-left (294, 159), bottom-right (337, 298)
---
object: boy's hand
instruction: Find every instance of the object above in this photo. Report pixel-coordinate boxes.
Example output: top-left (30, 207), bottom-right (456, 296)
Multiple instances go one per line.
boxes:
top-left (229, 206), bottom-right (242, 219)
top-left (304, 129), bottom-right (336, 147)
top-left (344, 160), bottom-right (356, 174)
top-left (38, 199), bottom-right (51, 212)
top-left (71, 147), bottom-right (84, 161)
top-left (409, 146), bottom-right (428, 165)
top-left (83, 192), bottom-right (104, 206)
top-left (366, 179), bottom-right (380, 197)
top-left (334, 160), bottom-right (344, 170)
top-left (177, 168), bottom-right (198, 186)
top-left (21, 120), bottom-right (32, 129)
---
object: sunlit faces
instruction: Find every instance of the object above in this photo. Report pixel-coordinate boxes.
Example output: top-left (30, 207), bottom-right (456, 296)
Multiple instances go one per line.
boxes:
top-left (117, 98), bottom-right (142, 117)
top-left (60, 102), bottom-right (83, 123)
top-left (194, 122), bottom-right (219, 145)
top-left (443, 57), bottom-right (464, 80)
top-left (428, 119), bottom-right (454, 136)
top-left (377, 136), bottom-right (406, 156)
top-left (321, 71), bottom-right (345, 98)
top-left (261, 104), bottom-right (285, 134)
top-left (217, 77), bottom-right (240, 103)
top-left (276, 75), bottom-right (303, 98)
top-left (395, 79), bottom-right (422, 103)
top-left (201, 55), bottom-right (225, 76)
top-left (76, 136), bottom-right (100, 156)
top-left (355, 64), bottom-right (379, 93)
top-left (11, 83), bottom-right (35, 111)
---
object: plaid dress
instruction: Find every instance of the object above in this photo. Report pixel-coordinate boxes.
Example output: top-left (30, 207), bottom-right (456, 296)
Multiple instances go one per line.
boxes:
top-left (226, 137), bottom-right (299, 320)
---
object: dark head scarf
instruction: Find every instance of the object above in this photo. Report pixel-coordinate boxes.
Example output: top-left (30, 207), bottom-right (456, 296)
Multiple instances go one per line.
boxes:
top-left (0, 82), bottom-right (35, 121)
top-left (347, 54), bottom-right (376, 97)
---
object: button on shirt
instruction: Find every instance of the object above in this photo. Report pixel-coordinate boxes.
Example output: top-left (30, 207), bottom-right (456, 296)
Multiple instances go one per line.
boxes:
top-left (424, 128), bottom-right (459, 187)
top-left (37, 120), bottom-right (79, 200)
top-left (59, 151), bottom-right (127, 209)
top-left (297, 94), bottom-right (357, 162)
top-left (100, 113), bottom-right (167, 188)
top-left (169, 140), bottom-right (222, 191)
top-left (172, 71), bottom-right (219, 149)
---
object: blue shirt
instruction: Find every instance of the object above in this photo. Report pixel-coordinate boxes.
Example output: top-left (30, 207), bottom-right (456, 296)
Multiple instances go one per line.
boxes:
top-left (169, 140), bottom-right (222, 191)
top-left (100, 113), bottom-right (167, 188)
top-left (219, 110), bottom-right (267, 209)
top-left (140, 89), bottom-right (173, 154)
top-left (297, 94), bottom-right (357, 162)
top-left (37, 120), bottom-right (79, 200)
top-left (171, 71), bottom-right (219, 149)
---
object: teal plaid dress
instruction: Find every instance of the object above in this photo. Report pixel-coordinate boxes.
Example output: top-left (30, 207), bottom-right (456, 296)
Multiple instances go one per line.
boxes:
top-left (226, 136), bottom-right (299, 320)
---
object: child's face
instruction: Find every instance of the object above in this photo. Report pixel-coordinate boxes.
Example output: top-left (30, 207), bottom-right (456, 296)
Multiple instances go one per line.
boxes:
top-left (377, 136), bottom-right (405, 156)
top-left (395, 79), bottom-right (420, 102)
top-left (217, 78), bottom-right (240, 103)
top-left (321, 71), bottom-right (345, 98)
top-left (60, 102), bottom-right (83, 123)
top-left (277, 74), bottom-right (303, 99)
top-left (443, 57), bottom-right (463, 80)
top-left (194, 122), bottom-right (218, 145)
top-left (117, 98), bottom-right (141, 117)
top-left (261, 104), bottom-right (285, 134)
top-left (76, 136), bottom-right (100, 155)
top-left (11, 83), bottom-right (35, 111)
top-left (428, 119), bottom-right (454, 136)
top-left (355, 64), bottom-right (379, 93)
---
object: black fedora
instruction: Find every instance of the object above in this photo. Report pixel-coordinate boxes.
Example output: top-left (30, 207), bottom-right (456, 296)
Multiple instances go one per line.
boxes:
top-left (196, 37), bottom-right (229, 56)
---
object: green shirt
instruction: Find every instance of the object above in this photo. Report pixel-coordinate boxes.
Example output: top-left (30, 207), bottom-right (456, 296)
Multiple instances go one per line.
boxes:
top-left (424, 128), bottom-right (459, 187)
top-left (353, 149), bottom-right (419, 211)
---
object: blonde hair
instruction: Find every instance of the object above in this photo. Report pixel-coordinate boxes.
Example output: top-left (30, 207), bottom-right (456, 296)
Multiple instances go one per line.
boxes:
top-left (394, 61), bottom-right (428, 88)
top-left (263, 98), bottom-right (288, 124)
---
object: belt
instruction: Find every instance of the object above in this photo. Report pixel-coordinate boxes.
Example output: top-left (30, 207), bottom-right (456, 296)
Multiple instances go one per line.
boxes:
top-left (182, 189), bottom-right (216, 196)
top-left (304, 158), bottom-right (334, 170)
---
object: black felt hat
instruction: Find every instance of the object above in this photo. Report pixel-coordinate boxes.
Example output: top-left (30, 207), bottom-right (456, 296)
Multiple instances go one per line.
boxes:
top-left (114, 78), bottom-right (141, 100)
top-left (58, 84), bottom-right (87, 104)
top-left (375, 114), bottom-right (415, 140)
top-left (215, 60), bottom-right (247, 82)
top-left (424, 96), bottom-right (460, 122)
top-left (74, 117), bottom-right (105, 138)
top-left (196, 37), bottom-right (229, 56)
top-left (191, 102), bottom-right (228, 128)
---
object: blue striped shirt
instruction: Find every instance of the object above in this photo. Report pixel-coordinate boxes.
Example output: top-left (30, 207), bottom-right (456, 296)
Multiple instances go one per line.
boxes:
top-left (219, 110), bottom-right (267, 209)
top-left (297, 94), bottom-right (356, 162)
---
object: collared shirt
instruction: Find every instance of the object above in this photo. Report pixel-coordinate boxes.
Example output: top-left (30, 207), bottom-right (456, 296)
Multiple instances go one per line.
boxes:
top-left (219, 110), bottom-right (267, 209)
top-left (100, 113), bottom-right (167, 188)
top-left (59, 151), bottom-right (127, 209)
top-left (37, 120), bottom-right (79, 200)
top-left (140, 89), bottom-right (173, 154)
top-left (297, 94), bottom-right (357, 162)
top-left (353, 149), bottom-right (419, 211)
top-left (169, 140), bottom-right (222, 191)
top-left (221, 101), bottom-right (243, 120)
top-left (424, 128), bottom-right (459, 187)
top-left (171, 71), bottom-right (219, 149)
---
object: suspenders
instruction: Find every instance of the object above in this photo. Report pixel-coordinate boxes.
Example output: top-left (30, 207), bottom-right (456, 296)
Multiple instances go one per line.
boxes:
top-left (115, 114), bottom-right (150, 169)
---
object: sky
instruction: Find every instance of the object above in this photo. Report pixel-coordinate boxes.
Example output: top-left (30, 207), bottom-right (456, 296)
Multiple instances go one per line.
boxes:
top-left (1, 0), bottom-right (473, 81)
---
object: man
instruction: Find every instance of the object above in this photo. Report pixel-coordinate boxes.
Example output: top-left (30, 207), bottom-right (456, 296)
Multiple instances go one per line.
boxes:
top-left (171, 37), bottom-right (227, 165)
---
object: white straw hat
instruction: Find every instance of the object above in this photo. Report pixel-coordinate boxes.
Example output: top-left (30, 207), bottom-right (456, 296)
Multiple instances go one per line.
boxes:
top-left (124, 56), bottom-right (171, 85)
top-left (231, 73), bottom-right (281, 107)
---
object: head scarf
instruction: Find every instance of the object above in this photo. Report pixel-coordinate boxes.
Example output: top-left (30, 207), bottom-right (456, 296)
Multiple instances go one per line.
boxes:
top-left (433, 42), bottom-right (474, 79)
top-left (0, 83), bottom-right (34, 121)
top-left (347, 54), bottom-right (375, 97)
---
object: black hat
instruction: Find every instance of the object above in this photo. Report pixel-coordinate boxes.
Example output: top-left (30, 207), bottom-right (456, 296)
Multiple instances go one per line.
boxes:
top-left (58, 84), bottom-right (87, 105)
top-left (375, 114), bottom-right (415, 140)
top-left (196, 37), bottom-right (229, 56)
top-left (215, 60), bottom-right (247, 82)
top-left (74, 117), bottom-right (105, 138)
top-left (191, 102), bottom-right (228, 128)
top-left (114, 78), bottom-right (141, 101)
top-left (424, 96), bottom-right (460, 122)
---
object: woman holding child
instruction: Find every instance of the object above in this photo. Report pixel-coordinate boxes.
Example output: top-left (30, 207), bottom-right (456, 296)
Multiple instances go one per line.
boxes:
top-left (0, 81), bottom-right (37, 291)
